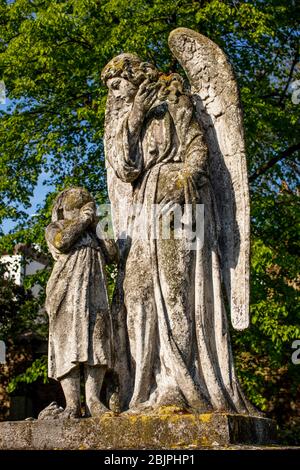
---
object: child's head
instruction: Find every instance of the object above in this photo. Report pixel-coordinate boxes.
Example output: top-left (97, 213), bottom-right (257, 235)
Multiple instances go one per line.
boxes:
top-left (52, 187), bottom-right (95, 222)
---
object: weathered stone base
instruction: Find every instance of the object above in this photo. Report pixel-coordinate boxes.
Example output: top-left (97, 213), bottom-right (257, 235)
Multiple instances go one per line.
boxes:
top-left (0, 412), bottom-right (276, 450)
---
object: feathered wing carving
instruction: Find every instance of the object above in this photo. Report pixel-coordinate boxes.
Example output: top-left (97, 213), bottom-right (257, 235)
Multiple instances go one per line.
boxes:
top-left (169, 28), bottom-right (250, 330)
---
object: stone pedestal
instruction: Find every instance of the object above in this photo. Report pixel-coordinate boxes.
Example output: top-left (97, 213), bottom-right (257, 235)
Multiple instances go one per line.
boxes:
top-left (0, 411), bottom-right (276, 450)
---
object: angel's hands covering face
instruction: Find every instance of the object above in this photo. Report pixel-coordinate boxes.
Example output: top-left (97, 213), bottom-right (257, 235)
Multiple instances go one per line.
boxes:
top-left (133, 78), bottom-right (160, 114)
top-left (128, 78), bottom-right (160, 134)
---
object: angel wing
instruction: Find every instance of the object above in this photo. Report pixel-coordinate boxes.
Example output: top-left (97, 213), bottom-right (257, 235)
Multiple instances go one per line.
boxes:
top-left (169, 28), bottom-right (250, 330)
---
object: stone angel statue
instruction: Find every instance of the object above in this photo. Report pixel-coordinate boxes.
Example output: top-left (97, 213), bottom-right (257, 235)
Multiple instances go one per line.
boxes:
top-left (102, 28), bottom-right (255, 415)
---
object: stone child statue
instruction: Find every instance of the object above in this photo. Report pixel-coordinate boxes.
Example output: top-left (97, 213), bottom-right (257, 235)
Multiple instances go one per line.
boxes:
top-left (43, 187), bottom-right (117, 419)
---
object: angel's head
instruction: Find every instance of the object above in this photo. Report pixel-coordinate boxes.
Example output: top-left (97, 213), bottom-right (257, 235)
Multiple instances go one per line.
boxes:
top-left (51, 187), bottom-right (95, 222)
top-left (102, 53), bottom-right (159, 101)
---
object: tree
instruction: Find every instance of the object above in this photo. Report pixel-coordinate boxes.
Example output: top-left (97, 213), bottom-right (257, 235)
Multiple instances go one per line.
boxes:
top-left (0, 257), bottom-right (40, 419)
top-left (0, 0), bottom-right (299, 440)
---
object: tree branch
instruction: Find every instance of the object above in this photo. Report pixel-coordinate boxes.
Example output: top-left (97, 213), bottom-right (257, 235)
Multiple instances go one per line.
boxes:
top-left (249, 143), bottom-right (300, 182)
top-left (14, 243), bottom-right (51, 266)
top-left (279, 43), bottom-right (299, 105)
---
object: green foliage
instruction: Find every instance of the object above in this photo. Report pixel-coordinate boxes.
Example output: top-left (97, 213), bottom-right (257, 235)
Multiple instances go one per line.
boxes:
top-left (0, 259), bottom-right (34, 339)
top-left (0, 258), bottom-right (49, 341)
top-left (106, 263), bottom-right (118, 303)
top-left (6, 356), bottom-right (48, 394)
top-left (0, 0), bottom-right (299, 438)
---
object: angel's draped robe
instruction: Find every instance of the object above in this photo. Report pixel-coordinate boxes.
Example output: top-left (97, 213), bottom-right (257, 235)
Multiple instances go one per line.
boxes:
top-left (107, 94), bottom-right (252, 413)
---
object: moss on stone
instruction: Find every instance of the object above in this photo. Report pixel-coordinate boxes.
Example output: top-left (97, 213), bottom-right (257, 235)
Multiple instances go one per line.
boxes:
top-left (53, 231), bottom-right (63, 249)
top-left (0, 413), bottom-right (277, 450)
top-left (156, 405), bottom-right (188, 415)
top-left (199, 413), bottom-right (212, 423)
top-left (63, 188), bottom-right (91, 211)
